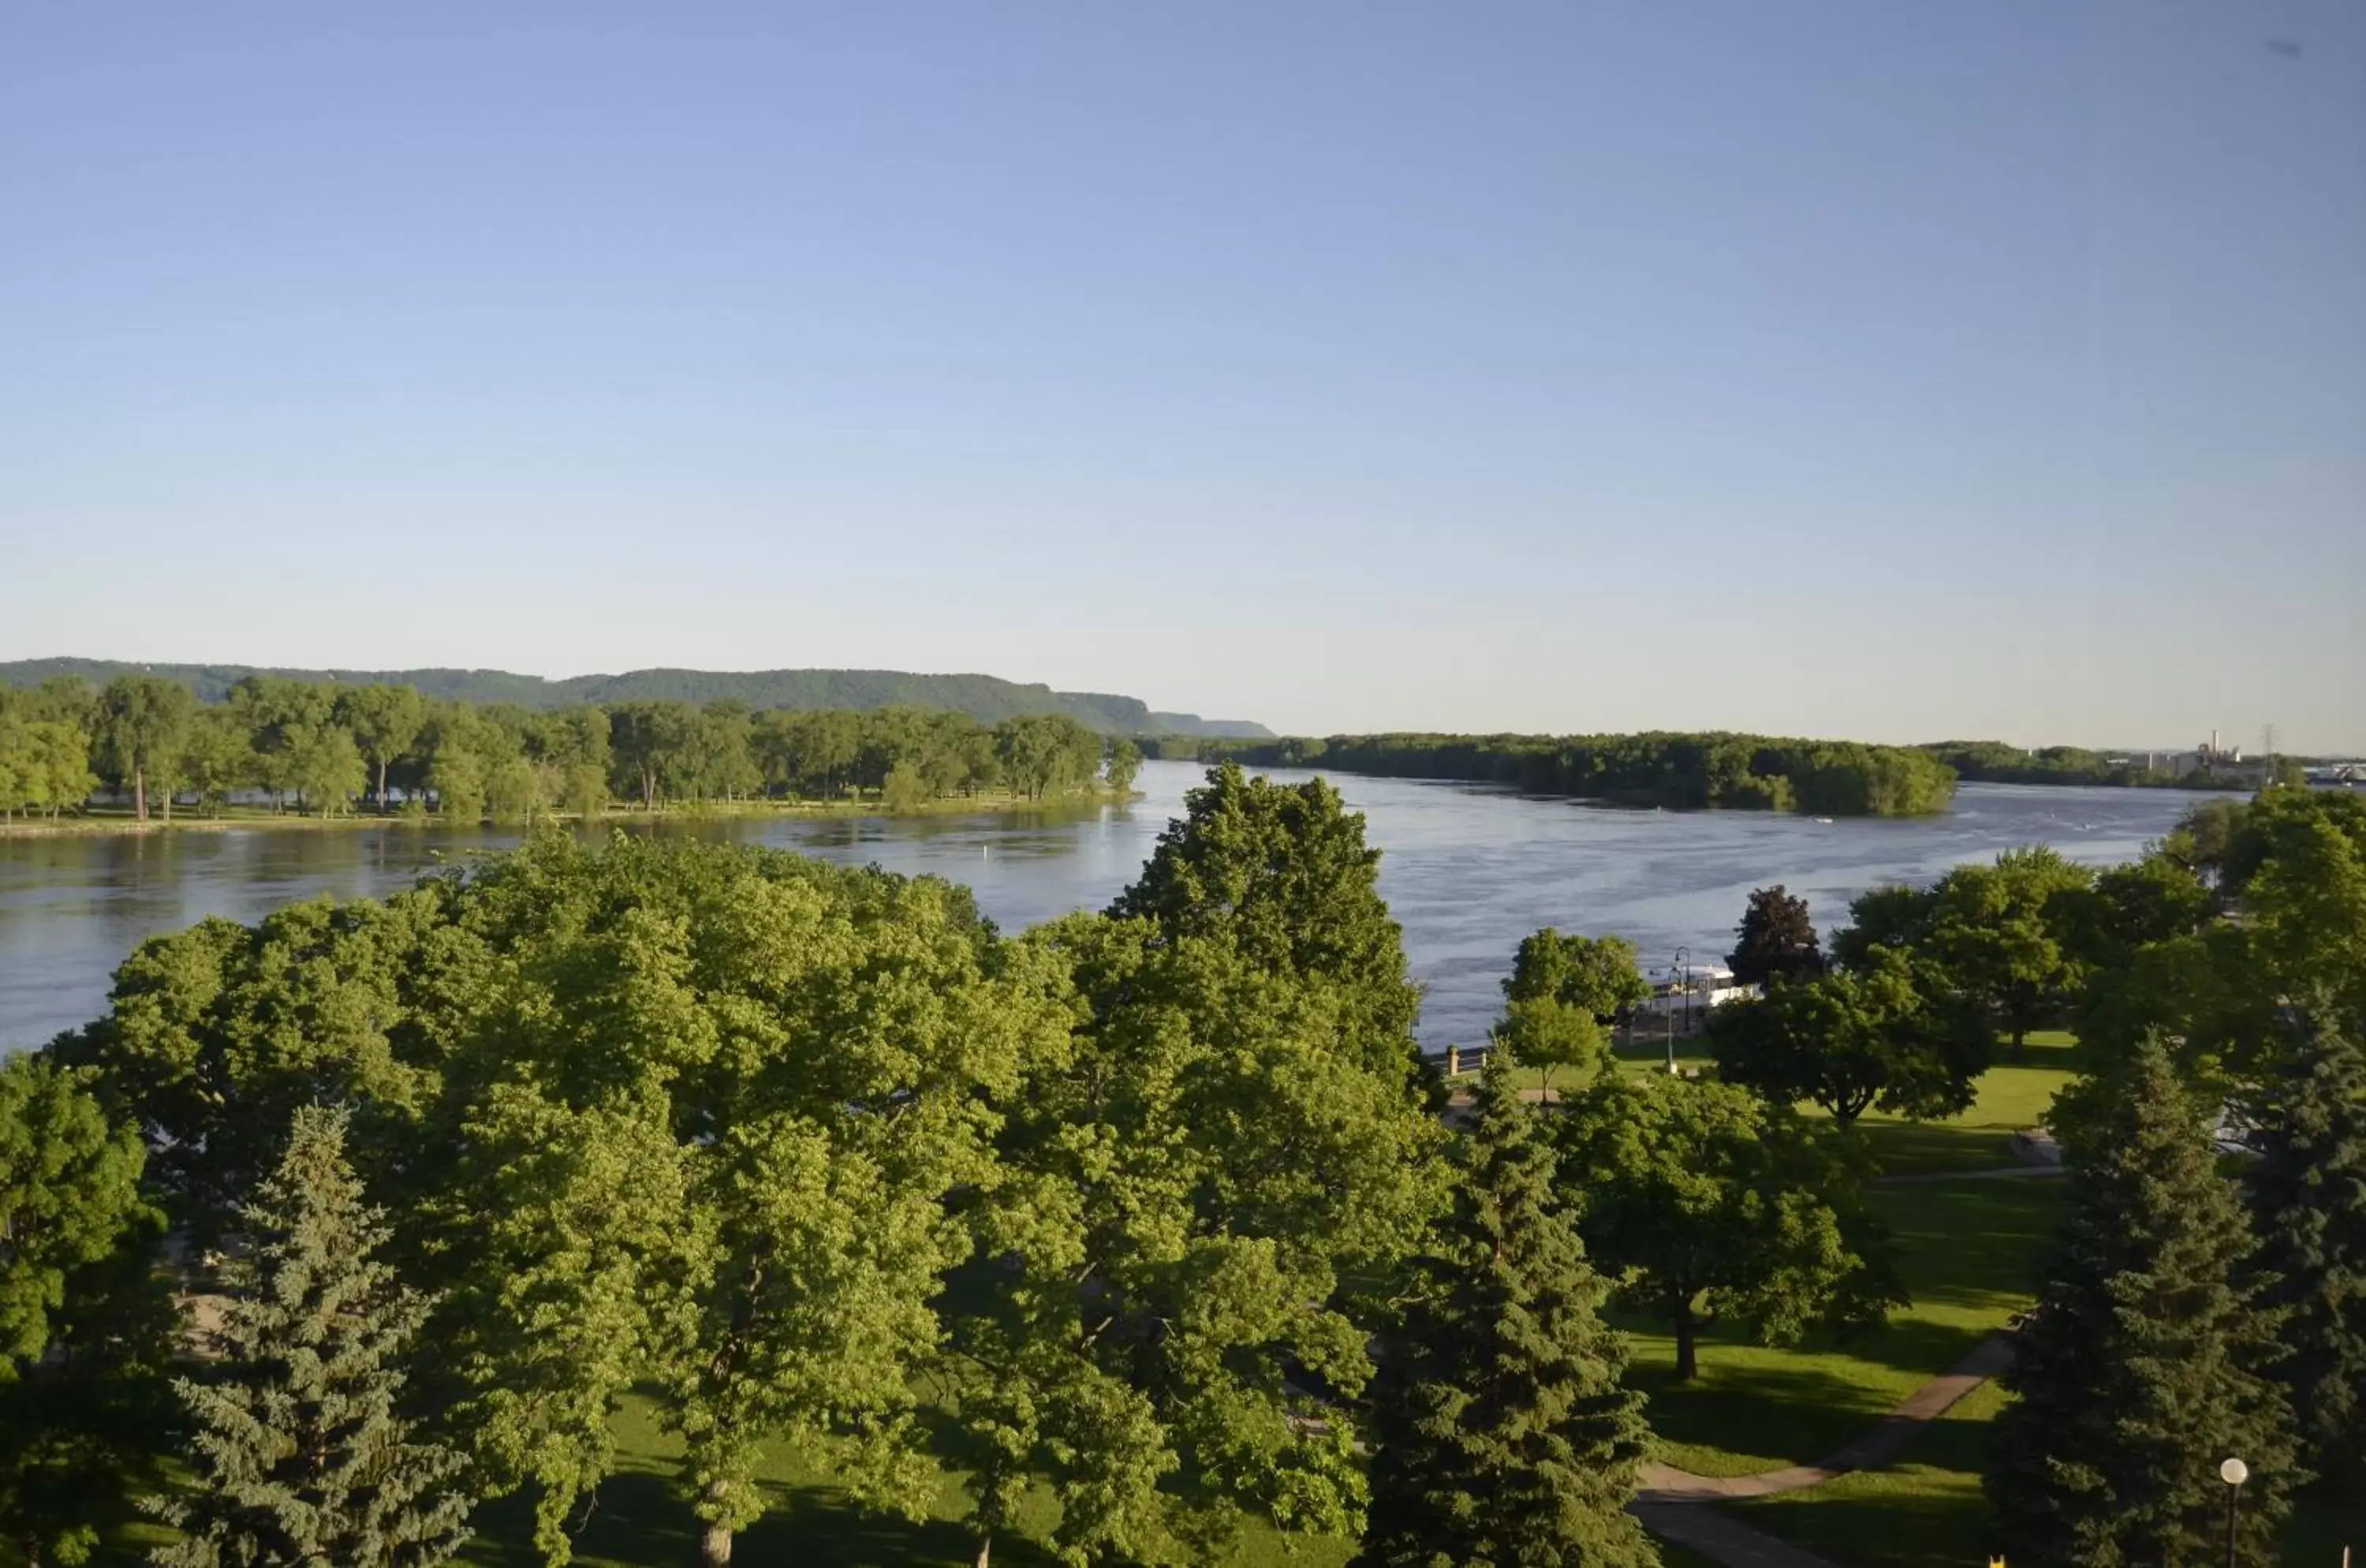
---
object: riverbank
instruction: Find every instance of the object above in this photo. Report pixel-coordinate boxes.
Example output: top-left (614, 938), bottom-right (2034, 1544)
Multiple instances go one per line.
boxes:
top-left (0, 788), bottom-right (1136, 839)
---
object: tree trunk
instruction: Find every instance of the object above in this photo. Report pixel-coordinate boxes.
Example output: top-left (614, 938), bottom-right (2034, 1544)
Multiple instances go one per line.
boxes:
top-left (700, 1480), bottom-right (733, 1566)
top-left (134, 763), bottom-right (147, 822)
top-left (1672, 1294), bottom-right (1699, 1383)
top-left (2010, 1024), bottom-right (2026, 1063)
top-left (377, 757), bottom-right (389, 812)
top-left (162, 780), bottom-right (172, 823)
top-left (975, 1533), bottom-right (992, 1568)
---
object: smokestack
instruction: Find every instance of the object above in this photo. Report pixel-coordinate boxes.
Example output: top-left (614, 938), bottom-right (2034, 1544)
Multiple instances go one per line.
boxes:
top-left (2211, 729), bottom-right (2219, 756)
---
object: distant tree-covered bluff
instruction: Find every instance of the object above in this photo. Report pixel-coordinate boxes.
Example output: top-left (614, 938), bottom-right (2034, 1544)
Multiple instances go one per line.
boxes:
top-left (0, 659), bottom-right (1269, 738)
top-left (1142, 730), bottom-right (1959, 816)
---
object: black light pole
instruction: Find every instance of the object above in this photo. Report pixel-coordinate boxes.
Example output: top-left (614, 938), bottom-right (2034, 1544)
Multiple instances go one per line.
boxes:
top-left (2220, 1456), bottom-right (2248, 1568)
top-left (1669, 946), bottom-right (1689, 1074)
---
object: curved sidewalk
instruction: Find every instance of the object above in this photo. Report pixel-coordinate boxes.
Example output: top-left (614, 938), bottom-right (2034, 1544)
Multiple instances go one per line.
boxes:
top-left (1636, 1335), bottom-right (2014, 1503)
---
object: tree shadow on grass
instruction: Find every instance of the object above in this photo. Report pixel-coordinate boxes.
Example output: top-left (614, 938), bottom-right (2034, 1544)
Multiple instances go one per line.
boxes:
top-left (463, 1465), bottom-right (1064, 1568)
top-left (1633, 1359), bottom-right (1898, 1469)
top-left (1732, 1476), bottom-right (1991, 1568)
top-left (737, 1484), bottom-right (1061, 1568)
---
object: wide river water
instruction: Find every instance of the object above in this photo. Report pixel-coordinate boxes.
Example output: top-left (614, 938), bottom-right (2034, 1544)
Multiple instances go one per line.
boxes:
top-left (0, 760), bottom-right (2198, 1055)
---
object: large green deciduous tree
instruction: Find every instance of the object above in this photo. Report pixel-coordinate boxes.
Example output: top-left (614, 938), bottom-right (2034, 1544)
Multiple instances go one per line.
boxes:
top-left (1986, 1039), bottom-right (2297, 1566)
top-left (285, 723), bottom-right (368, 817)
top-left (1, 1054), bottom-right (166, 1567)
top-left (177, 708), bottom-right (259, 817)
top-left (1503, 928), bottom-right (1652, 1024)
top-left (1114, 762), bottom-right (1425, 1088)
top-left (1552, 1076), bottom-right (1901, 1382)
top-left (0, 719), bottom-right (98, 822)
top-left (410, 836), bottom-right (1073, 1567)
top-left (0, 1055), bottom-right (151, 1371)
top-left (147, 1104), bottom-right (473, 1568)
top-left (0, 1050), bottom-right (171, 1568)
top-left (1, 1220), bottom-right (173, 1568)
top-left (944, 767), bottom-right (1445, 1565)
top-left (54, 890), bottom-right (473, 1241)
top-left (1106, 737), bottom-right (1143, 793)
top-left (963, 914), bottom-right (1441, 1562)
top-left (1354, 1068), bottom-right (1654, 1568)
top-left (95, 675), bottom-right (195, 823)
top-left (2247, 1020), bottom-right (2366, 1491)
top-left (1834, 849), bottom-right (2094, 1058)
top-left (1488, 929), bottom-right (1649, 1099)
top-left (1929, 847), bottom-right (2094, 1059)
top-left (336, 685), bottom-right (427, 811)
top-left (1706, 955), bottom-right (1987, 1125)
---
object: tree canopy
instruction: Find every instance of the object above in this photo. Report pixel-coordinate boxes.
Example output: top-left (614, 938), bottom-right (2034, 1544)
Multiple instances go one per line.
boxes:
top-left (1706, 955), bottom-right (1987, 1125)
top-left (1551, 1075), bottom-right (1901, 1382)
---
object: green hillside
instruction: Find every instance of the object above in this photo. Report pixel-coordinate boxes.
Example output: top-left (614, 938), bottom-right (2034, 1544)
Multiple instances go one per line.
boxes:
top-left (0, 658), bottom-right (1269, 737)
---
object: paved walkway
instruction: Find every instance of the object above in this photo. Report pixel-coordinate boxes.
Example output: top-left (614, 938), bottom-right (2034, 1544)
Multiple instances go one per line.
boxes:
top-left (1636, 1336), bottom-right (2014, 1502)
top-left (1630, 1501), bottom-right (1845, 1568)
top-left (1439, 1098), bottom-right (2048, 1568)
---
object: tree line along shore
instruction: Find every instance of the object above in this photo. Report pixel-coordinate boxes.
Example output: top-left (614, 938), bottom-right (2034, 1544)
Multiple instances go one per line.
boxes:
top-left (1, 771), bottom-right (2360, 1567)
top-left (6, 670), bottom-right (1968, 833)
top-left (0, 672), bottom-right (1140, 829)
top-left (1146, 730), bottom-right (2312, 813)
top-left (6, 667), bottom-right (2312, 837)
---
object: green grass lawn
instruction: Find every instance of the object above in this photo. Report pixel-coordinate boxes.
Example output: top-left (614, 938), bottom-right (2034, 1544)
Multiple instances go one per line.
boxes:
top-left (1622, 1174), bottom-right (2063, 1477)
top-left (1728, 1379), bottom-right (2366, 1568)
top-left (1838, 1033), bottom-right (2079, 1178)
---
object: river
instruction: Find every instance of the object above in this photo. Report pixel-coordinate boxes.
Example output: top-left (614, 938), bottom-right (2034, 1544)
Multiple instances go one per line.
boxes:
top-left (0, 761), bottom-right (2198, 1055)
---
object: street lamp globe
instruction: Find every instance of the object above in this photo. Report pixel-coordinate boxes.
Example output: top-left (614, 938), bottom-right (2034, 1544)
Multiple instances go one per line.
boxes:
top-left (2220, 1457), bottom-right (2249, 1487)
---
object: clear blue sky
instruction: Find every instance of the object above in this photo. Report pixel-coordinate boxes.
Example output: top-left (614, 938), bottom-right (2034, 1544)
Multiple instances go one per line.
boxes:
top-left (3, 2), bottom-right (2360, 749)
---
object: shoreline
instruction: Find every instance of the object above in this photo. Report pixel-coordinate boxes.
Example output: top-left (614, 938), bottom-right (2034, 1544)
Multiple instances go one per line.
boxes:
top-left (0, 788), bottom-right (1138, 840)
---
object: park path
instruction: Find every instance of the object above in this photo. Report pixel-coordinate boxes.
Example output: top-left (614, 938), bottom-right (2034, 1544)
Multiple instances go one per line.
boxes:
top-left (1625, 1338), bottom-right (2013, 1568)
top-left (1438, 1088), bottom-right (2048, 1568)
top-left (1635, 1336), bottom-right (2013, 1501)
top-left (1630, 1501), bottom-right (1845, 1568)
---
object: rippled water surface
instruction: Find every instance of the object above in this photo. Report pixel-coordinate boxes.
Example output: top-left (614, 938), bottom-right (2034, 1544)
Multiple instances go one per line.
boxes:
top-left (0, 761), bottom-right (2198, 1052)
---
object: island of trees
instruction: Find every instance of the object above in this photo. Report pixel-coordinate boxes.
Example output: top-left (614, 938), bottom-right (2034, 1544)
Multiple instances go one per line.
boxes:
top-left (3, 769), bottom-right (2359, 1567)
top-left (0, 671), bottom-right (1142, 826)
top-left (1147, 730), bottom-right (1961, 816)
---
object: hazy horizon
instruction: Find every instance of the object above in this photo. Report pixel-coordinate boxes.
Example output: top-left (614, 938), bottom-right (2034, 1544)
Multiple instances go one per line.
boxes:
top-left (5, 3), bottom-right (2360, 749)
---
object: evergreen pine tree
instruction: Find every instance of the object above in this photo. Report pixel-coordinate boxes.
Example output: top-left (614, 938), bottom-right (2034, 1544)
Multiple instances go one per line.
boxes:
top-left (146, 1105), bottom-right (472, 1568)
top-left (2247, 1017), bottom-right (2366, 1491)
top-left (1985, 1038), bottom-right (2300, 1566)
top-left (1355, 1065), bottom-right (1655, 1568)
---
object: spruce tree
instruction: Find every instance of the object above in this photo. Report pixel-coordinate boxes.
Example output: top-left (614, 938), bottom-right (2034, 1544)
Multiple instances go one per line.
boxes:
top-left (1985, 1038), bottom-right (2299, 1567)
top-left (1355, 1065), bottom-right (1655, 1568)
top-left (146, 1105), bottom-right (472, 1568)
top-left (2247, 1017), bottom-right (2366, 1491)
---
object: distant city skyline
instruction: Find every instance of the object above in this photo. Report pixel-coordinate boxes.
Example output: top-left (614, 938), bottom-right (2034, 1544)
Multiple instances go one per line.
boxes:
top-left (4, 2), bottom-right (2360, 750)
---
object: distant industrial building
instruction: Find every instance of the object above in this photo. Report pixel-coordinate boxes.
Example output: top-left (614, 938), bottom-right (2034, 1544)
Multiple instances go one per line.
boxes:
top-left (2129, 730), bottom-right (2270, 788)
